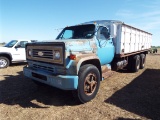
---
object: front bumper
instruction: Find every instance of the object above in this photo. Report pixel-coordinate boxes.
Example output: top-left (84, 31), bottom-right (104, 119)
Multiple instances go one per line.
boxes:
top-left (23, 67), bottom-right (78, 90)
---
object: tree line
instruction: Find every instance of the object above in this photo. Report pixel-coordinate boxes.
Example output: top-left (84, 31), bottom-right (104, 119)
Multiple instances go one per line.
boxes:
top-left (0, 42), bottom-right (6, 45)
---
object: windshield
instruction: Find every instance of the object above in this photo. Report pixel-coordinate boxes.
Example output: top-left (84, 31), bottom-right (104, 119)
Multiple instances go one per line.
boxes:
top-left (4, 40), bottom-right (18, 47)
top-left (56, 24), bottom-right (95, 40)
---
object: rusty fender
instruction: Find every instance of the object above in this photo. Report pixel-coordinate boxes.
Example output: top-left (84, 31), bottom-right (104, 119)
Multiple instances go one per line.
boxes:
top-left (75, 53), bottom-right (100, 74)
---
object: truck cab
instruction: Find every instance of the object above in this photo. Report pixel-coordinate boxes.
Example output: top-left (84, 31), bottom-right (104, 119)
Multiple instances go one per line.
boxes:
top-left (23, 21), bottom-right (116, 103)
top-left (56, 23), bottom-right (115, 65)
top-left (0, 39), bottom-right (36, 68)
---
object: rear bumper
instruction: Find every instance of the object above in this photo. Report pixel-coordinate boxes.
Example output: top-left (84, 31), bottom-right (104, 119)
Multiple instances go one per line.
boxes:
top-left (23, 67), bottom-right (78, 90)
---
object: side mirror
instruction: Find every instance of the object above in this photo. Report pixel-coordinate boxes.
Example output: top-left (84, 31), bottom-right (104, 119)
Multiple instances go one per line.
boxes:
top-left (15, 45), bottom-right (21, 48)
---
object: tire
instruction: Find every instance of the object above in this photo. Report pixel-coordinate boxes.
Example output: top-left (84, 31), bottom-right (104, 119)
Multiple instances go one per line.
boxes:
top-left (140, 54), bottom-right (146, 69)
top-left (155, 49), bottom-right (157, 53)
top-left (127, 57), bottom-right (132, 72)
top-left (0, 57), bottom-right (10, 68)
top-left (73, 64), bottom-right (100, 103)
top-left (131, 55), bottom-right (140, 72)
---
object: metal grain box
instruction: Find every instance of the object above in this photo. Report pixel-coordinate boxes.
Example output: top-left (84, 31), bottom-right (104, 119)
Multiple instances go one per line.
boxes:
top-left (112, 22), bottom-right (152, 55)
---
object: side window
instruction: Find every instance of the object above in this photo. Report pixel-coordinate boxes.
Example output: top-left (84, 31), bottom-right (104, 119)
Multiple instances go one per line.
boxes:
top-left (61, 30), bottom-right (73, 39)
top-left (17, 41), bottom-right (28, 48)
top-left (97, 27), bottom-right (110, 40)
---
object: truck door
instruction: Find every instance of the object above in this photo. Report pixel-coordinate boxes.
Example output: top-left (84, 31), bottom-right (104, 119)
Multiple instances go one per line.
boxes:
top-left (96, 26), bottom-right (115, 65)
top-left (12, 41), bottom-right (28, 61)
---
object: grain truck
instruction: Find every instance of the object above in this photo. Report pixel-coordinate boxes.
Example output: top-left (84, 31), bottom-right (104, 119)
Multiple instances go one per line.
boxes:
top-left (23, 20), bottom-right (152, 103)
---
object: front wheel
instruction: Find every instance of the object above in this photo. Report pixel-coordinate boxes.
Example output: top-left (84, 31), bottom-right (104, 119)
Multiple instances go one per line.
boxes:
top-left (0, 57), bottom-right (10, 68)
top-left (73, 64), bottom-right (100, 103)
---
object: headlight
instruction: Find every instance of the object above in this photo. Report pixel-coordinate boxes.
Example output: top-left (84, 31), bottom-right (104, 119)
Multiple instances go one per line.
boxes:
top-left (28, 49), bottom-right (32, 56)
top-left (53, 50), bottom-right (60, 60)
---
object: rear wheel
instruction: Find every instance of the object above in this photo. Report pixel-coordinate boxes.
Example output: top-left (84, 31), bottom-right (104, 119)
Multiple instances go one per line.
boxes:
top-left (73, 64), bottom-right (100, 103)
top-left (140, 54), bottom-right (146, 69)
top-left (131, 55), bottom-right (140, 72)
top-left (0, 57), bottom-right (10, 68)
top-left (127, 57), bottom-right (132, 71)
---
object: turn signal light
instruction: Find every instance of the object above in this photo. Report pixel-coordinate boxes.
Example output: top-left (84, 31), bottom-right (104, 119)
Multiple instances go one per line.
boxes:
top-left (70, 54), bottom-right (76, 60)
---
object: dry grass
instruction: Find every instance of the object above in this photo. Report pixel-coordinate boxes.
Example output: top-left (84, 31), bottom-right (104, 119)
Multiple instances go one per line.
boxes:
top-left (0, 49), bottom-right (160, 120)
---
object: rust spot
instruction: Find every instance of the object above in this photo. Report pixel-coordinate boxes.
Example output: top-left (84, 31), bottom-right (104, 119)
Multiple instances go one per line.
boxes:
top-left (91, 43), bottom-right (97, 48)
top-left (90, 43), bottom-right (97, 53)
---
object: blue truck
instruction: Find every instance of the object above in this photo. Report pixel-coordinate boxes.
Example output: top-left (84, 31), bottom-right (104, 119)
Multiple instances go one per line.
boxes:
top-left (23, 20), bottom-right (152, 103)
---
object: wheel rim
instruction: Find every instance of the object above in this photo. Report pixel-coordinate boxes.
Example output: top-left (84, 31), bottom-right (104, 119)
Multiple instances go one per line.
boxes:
top-left (84, 73), bottom-right (97, 96)
top-left (0, 59), bottom-right (7, 67)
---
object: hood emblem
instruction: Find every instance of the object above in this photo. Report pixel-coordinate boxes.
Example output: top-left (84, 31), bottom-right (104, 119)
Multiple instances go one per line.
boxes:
top-left (38, 51), bottom-right (44, 56)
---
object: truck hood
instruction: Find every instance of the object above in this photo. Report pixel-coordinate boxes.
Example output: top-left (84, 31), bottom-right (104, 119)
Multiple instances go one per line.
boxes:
top-left (0, 47), bottom-right (12, 53)
top-left (53, 39), bottom-right (93, 52)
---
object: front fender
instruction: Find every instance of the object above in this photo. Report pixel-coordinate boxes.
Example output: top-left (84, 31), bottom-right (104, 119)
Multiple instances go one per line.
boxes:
top-left (65, 54), bottom-right (101, 76)
top-left (0, 52), bottom-right (12, 60)
top-left (76, 54), bottom-right (100, 74)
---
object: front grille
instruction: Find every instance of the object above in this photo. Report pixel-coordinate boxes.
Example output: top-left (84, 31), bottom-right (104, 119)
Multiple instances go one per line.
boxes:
top-left (33, 64), bottom-right (54, 72)
top-left (32, 49), bottom-right (53, 59)
top-left (26, 42), bottom-right (65, 66)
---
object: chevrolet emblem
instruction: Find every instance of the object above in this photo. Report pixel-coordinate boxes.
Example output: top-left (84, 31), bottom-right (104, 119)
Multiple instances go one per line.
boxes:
top-left (38, 51), bottom-right (44, 56)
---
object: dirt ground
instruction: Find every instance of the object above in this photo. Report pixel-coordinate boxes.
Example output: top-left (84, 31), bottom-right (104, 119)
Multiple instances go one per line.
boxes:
top-left (0, 49), bottom-right (160, 120)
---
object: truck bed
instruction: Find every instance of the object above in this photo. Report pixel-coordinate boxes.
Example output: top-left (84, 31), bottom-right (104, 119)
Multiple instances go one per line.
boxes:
top-left (113, 23), bottom-right (152, 56)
